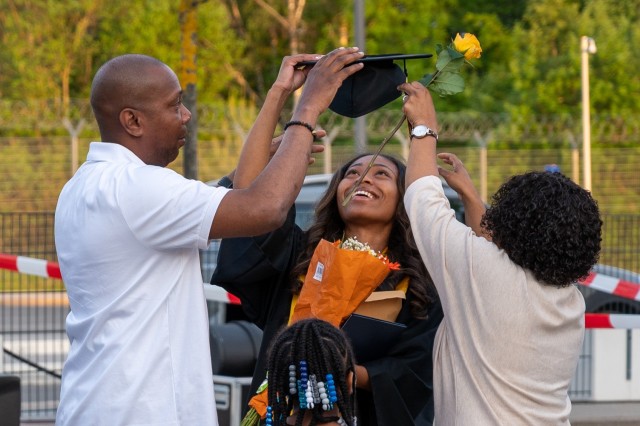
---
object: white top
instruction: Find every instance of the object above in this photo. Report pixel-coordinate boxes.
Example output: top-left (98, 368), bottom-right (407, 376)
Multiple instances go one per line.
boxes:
top-left (405, 176), bottom-right (585, 426)
top-left (55, 142), bottom-right (229, 426)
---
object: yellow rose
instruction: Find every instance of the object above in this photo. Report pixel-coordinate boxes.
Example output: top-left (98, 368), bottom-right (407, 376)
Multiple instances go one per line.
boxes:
top-left (453, 33), bottom-right (482, 60)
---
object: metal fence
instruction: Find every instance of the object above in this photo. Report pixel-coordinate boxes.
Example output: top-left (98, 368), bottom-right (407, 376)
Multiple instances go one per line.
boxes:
top-left (1, 212), bottom-right (65, 420)
top-left (2, 125), bottom-right (640, 216)
top-left (2, 211), bottom-right (640, 419)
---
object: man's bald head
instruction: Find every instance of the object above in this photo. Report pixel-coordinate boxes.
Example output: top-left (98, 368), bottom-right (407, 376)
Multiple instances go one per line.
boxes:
top-left (90, 54), bottom-right (173, 138)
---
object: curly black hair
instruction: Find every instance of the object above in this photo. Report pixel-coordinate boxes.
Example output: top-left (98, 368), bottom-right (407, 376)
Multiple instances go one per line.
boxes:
top-left (480, 171), bottom-right (602, 288)
top-left (266, 318), bottom-right (357, 426)
top-left (290, 153), bottom-right (437, 318)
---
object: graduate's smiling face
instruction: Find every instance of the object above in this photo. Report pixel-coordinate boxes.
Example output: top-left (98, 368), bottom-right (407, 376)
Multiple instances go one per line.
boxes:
top-left (337, 155), bottom-right (401, 226)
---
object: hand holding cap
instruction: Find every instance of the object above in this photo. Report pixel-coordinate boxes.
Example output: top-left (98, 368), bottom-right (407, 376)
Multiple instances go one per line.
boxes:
top-left (300, 53), bottom-right (432, 118)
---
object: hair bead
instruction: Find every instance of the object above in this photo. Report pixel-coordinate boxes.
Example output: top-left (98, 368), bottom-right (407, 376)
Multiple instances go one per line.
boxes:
top-left (289, 364), bottom-right (297, 395)
top-left (305, 379), bottom-right (315, 409)
top-left (326, 373), bottom-right (338, 404)
top-left (317, 380), bottom-right (331, 411)
top-left (297, 379), bottom-right (307, 409)
top-left (265, 405), bottom-right (273, 426)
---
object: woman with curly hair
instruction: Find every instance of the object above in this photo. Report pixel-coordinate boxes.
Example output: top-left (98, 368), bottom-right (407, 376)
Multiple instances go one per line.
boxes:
top-left (213, 152), bottom-right (443, 426)
top-left (399, 81), bottom-right (602, 425)
top-left (265, 318), bottom-right (357, 426)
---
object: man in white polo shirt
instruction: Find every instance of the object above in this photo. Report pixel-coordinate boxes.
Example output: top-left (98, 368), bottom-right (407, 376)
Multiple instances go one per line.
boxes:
top-left (54, 49), bottom-right (365, 426)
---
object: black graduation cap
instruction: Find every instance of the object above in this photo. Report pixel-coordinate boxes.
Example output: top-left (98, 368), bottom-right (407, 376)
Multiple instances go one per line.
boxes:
top-left (301, 53), bottom-right (432, 118)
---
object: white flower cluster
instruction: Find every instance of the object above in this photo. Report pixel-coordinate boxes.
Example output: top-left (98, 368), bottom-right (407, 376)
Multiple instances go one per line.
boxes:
top-left (340, 236), bottom-right (378, 257)
top-left (339, 236), bottom-right (400, 270)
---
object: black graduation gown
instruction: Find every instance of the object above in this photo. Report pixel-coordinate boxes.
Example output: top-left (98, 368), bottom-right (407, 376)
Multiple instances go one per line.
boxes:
top-left (211, 207), bottom-right (443, 426)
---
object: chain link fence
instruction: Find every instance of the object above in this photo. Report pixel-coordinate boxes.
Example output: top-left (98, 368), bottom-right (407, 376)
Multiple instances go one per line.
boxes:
top-left (2, 101), bottom-right (640, 419)
top-left (1, 99), bottom-right (639, 214)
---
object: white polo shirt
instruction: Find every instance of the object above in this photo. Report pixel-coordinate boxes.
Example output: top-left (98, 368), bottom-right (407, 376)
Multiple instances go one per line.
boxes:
top-left (55, 142), bottom-right (229, 426)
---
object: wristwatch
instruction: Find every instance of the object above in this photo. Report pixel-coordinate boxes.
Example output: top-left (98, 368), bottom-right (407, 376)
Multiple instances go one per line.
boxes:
top-left (411, 124), bottom-right (438, 142)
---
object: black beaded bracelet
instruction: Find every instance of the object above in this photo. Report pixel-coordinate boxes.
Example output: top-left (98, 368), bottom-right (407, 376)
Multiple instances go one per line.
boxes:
top-left (216, 175), bottom-right (233, 189)
top-left (283, 120), bottom-right (315, 135)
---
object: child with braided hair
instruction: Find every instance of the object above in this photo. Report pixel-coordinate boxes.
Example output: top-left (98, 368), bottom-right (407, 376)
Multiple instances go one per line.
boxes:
top-left (265, 318), bottom-right (357, 426)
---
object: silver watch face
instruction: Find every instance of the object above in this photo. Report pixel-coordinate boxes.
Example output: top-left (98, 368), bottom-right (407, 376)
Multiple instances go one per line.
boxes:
top-left (412, 125), bottom-right (428, 138)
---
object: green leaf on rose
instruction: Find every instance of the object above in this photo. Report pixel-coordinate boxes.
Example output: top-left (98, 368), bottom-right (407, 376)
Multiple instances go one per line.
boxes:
top-left (419, 45), bottom-right (466, 96)
top-left (436, 46), bottom-right (465, 72)
top-left (426, 72), bottom-right (465, 96)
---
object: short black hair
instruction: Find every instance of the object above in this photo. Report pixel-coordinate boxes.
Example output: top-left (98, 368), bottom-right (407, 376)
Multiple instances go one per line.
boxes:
top-left (481, 171), bottom-right (602, 287)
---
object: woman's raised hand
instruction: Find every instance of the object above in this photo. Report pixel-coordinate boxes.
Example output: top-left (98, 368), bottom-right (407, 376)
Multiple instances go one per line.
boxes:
top-left (437, 152), bottom-right (476, 197)
top-left (271, 53), bottom-right (324, 95)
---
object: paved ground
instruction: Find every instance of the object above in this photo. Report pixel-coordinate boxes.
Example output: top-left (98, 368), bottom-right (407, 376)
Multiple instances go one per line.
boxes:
top-left (19, 401), bottom-right (640, 425)
top-left (571, 401), bottom-right (640, 425)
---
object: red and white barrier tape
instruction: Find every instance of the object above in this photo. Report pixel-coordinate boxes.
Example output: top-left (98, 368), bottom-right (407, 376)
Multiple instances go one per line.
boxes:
top-left (578, 272), bottom-right (640, 302)
top-left (2, 253), bottom-right (639, 327)
top-left (203, 284), bottom-right (241, 305)
top-left (585, 313), bottom-right (640, 329)
top-left (0, 253), bottom-right (241, 304)
top-left (0, 253), bottom-right (61, 280)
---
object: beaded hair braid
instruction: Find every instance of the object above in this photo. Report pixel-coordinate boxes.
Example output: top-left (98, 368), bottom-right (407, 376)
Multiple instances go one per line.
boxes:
top-left (266, 319), bottom-right (357, 426)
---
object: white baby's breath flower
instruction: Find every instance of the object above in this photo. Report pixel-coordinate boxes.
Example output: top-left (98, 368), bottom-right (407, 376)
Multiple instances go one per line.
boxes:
top-left (339, 236), bottom-right (401, 270)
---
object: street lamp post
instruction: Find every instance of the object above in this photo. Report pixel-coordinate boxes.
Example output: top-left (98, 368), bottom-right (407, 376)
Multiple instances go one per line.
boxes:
top-left (581, 36), bottom-right (596, 191)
